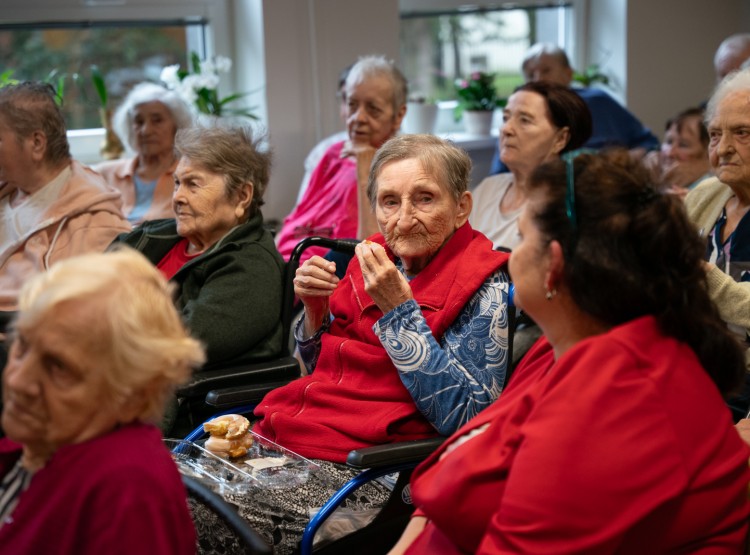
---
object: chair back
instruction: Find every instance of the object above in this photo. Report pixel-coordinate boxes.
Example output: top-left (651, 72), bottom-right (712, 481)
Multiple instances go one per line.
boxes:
top-left (282, 236), bottom-right (359, 352)
top-left (182, 474), bottom-right (272, 555)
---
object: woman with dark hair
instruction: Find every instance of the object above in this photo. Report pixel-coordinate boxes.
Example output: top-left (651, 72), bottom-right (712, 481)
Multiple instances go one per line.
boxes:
top-left (469, 81), bottom-right (592, 250)
top-left (388, 150), bottom-right (750, 554)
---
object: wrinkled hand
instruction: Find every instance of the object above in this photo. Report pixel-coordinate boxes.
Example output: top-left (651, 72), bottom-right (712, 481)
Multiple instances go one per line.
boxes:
top-left (736, 418), bottom-right (750, 447)
top-left (356, 241), bottom-right (413, 314)
top-left (294, 256), bottom-right (339, 333)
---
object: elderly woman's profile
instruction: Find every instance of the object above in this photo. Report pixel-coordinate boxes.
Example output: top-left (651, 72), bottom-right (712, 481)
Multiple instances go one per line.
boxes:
top-left (685, 67), bottom-right (750, 421)
top-left (221, 134), bottom-right (512, 553)
top-left (113, 124), bottom-right (285, 381)
top-left (0, 248), bottom-right (205, 554)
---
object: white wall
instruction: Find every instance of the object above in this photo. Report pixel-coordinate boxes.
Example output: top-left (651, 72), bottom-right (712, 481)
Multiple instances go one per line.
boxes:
top-left (259, 0), bottom-right (400, 223)
top-left (580, 0), bottom-right (750, 142)
top-left (624, 0), bottom-right (748, 139)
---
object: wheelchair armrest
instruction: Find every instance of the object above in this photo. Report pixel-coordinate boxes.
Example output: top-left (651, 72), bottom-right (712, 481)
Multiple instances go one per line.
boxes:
top-left (346, 437), bottom-right (445, 469)
top-left (177, 356), bottom-right (301, 400)
top-left (204, 381), bottom-right (293, 408)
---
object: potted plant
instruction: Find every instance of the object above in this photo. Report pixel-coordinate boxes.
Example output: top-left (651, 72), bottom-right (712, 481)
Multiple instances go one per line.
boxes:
top-left (454, 71), bottom-right (503, 135)
top-left (160, 52), bottom-right (258, 122)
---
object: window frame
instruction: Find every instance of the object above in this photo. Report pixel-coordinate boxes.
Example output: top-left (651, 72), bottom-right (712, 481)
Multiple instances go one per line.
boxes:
top-left (1, 0), bottom-right (232, 163)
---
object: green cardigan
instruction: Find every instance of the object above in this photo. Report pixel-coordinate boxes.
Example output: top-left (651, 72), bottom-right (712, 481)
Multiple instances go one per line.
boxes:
top-left (685, 177), bottom-right (750, 334)
top-left (114, 213), bottom-right (285, 370)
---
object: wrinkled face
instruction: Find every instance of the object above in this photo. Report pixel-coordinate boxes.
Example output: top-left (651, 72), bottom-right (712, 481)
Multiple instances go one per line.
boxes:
top-left (375, 158), bottom-right (470, 276)
top-left (661, 118), bottom-right (707, 164)
top-left (173, 156), bottom-right (250, 251)
top-left (132, 101), bottom-right (178, 157)
top-left (0, 115), bottom-right (34, 189)
top-left (508, 195), bottom-right (549, 320)
top-left (345, 76), bottom-right (405, 148)
top-left (2, 299), bottom-right (122, 458)
top-left (707, 91), bottom-right (750, 188)
top-left (500, 91), bottom-right (566, 173)
top-left (522, 54), bottom-right (573, 86)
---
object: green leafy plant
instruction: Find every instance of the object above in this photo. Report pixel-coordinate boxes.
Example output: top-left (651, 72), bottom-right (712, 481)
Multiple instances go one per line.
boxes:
top-left (90, 65), bottom-right (108, 108)
top-left (160, 52), bottom-right (258, 120)
top-left (572, 64), bottom-right (610, 87)
top-left (0, 69), bottom-right (20, 89)
top-left (453, 71), bottom-right (505, 121)
top-left (0, 69), bottom-right (65, 106)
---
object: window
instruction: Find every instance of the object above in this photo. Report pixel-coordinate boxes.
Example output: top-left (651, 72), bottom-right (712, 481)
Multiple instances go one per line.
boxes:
top-left (0, 19), bottom-right (206, 130)
top-left (400, 3), bottom-right (574, 132)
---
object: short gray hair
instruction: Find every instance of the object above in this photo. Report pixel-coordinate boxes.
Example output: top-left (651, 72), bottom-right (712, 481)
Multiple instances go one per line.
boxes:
top-left (112, 82), bottom-right (193, 150)
top-left (175, 123), bottom-right (272, 220)
top-left (367, 134), bottom-right (471, 208)
top-left (346, 55), bottom-right (408, 114)
top-left (705, 66), bottom-right (750, 124)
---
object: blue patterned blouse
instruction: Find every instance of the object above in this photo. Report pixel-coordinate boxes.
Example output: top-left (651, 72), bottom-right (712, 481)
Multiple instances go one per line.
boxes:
top-left (296, 268), bottom-right (511, 436)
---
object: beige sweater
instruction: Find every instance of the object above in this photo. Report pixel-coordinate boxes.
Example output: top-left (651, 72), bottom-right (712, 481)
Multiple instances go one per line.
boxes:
top-left (685, 177), bottom-right (750, 333)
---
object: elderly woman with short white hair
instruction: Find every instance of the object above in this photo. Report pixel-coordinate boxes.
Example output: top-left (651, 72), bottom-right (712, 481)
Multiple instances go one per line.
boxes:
top-left (0, 248), bottom-right (205, 554)
top-left (685, 67), bottom-right (750, 421)
top-left (94, 82), bottom-right (193, 224)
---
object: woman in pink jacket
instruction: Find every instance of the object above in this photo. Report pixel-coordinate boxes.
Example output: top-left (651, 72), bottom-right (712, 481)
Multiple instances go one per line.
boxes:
top-left (0, 82), bottom-right (130, 315)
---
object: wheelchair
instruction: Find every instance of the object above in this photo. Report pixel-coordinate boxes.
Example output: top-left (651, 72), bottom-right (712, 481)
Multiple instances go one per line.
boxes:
top-left (179, 236), bottom-right (519, 554)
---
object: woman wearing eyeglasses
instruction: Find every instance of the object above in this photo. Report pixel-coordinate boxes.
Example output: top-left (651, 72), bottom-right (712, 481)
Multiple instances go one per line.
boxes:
top-left (388, 150), bottom-right (750, 554)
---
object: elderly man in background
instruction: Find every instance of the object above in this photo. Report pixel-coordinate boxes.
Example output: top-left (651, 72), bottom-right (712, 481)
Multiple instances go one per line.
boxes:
top-left (0, 82), bottom-right (130, 320)
top-left (714, 33), bottom-right (750, 82)
top-left (490, 43), bottom-right (658, 174)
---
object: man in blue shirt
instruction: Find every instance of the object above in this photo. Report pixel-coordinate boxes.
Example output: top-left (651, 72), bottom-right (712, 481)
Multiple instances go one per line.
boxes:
top-left (490, 43), bottom-right (658, 174)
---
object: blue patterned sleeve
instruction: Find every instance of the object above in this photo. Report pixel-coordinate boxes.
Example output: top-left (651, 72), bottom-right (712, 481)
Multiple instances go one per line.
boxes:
top-left (294, 313), bottom-right (331, 374)
top-left (373, 269), bottom-right (511, 435)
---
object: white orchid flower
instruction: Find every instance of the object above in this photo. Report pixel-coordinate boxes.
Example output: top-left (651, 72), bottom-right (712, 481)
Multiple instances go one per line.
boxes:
top-left (160, 64), bottom-right (182, 89)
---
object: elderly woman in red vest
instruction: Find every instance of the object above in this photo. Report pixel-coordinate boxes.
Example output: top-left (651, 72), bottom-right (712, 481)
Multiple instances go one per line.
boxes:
top-left (230, 134), bottom-right (512, 554)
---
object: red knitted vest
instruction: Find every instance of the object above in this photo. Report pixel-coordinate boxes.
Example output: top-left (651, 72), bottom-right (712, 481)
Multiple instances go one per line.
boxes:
top-left (254, 223), bottom-right (508, 462)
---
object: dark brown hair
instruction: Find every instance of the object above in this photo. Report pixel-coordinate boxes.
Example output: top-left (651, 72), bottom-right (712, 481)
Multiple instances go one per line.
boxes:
top-left (528, 149), bottom-right (745, 395)
top-left (513, 81), bottom-right (592, 154)
top-left (665, 107), bottom-right (709, 148)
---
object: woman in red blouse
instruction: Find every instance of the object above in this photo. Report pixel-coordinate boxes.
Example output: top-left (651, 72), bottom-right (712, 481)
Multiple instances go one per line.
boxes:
top-left (389, 150), bottom-right (750, 554)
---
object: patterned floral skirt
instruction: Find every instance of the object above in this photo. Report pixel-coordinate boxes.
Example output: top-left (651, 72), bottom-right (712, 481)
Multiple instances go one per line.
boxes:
top-left (225, 459), bottom-right (392, 554)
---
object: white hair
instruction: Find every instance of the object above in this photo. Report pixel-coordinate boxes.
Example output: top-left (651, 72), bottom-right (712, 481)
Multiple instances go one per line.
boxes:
top-left (705, 67), bottom-right (750, 124)
top-left (112, 82), bottom-right (194, 150)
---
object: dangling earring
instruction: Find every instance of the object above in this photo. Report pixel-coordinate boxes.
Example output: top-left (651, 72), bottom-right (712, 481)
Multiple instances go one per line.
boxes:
top-left (545, 288), bottom-right (557, 301)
